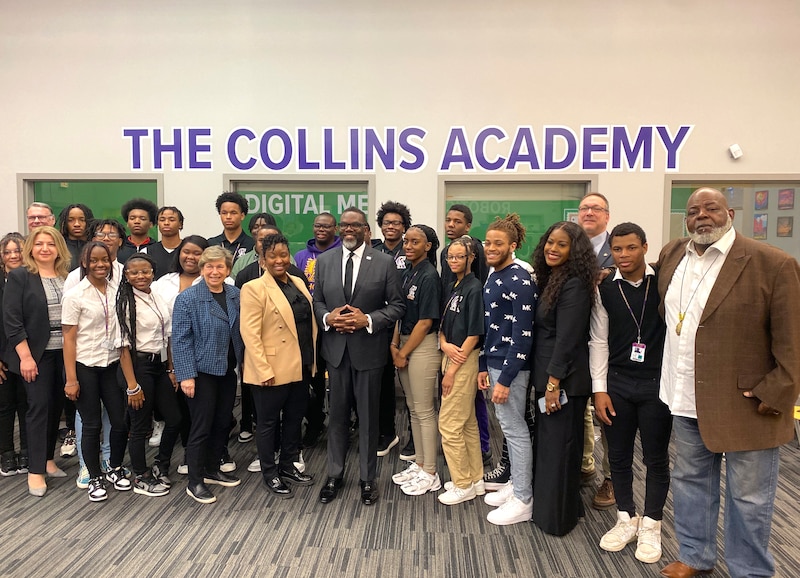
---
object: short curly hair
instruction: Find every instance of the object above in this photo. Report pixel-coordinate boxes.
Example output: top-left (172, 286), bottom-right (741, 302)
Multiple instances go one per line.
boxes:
top-left (121, 198), bottom-right (158, 223)
top-left (376, 201), bottom-right (412, 229)
top-left (215, 192), bottom-right (248, 215)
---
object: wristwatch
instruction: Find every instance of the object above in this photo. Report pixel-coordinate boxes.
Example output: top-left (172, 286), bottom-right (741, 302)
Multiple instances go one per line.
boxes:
top-left (546, 381), bottom-right (558, 392)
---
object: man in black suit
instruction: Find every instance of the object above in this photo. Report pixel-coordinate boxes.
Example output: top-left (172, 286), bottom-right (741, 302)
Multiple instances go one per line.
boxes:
top-left (578, 192), bottom-right (616, 510)
top-left (313, 207), bottom-right (405, 505)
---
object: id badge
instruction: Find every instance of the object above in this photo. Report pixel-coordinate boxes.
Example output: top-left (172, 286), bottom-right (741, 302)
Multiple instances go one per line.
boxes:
top-left (102, 338), bottom-right (116, 351)
top-left (630, 342), bottom-right (646, 363)
top-left (160, 345), bottom-right (168, 362)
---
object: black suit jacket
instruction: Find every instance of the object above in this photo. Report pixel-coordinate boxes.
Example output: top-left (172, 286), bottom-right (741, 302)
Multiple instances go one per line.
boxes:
top-left (532, 277), bottom-right (592, 397)
top-left (313, 245), bottom-right (405, 371)
top-left (2, 268), bottom-right (54, 374)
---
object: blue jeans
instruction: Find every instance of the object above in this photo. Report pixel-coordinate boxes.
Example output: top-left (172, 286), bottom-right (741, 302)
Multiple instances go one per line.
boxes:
top-left (672, 417), bottom-right (779, 578)
top-left (488, 367), bottom-right (532, 503)
top-left (76, 405), bottom-right (112, 470)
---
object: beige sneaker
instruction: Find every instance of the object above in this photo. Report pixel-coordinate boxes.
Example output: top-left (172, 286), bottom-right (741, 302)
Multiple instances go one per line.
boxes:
top-left (599, 511), bottom-right (641, 552)
top-left (592, 477), bottom-right (616, 510)
top-left (635, 516), bottom-right (662, 563)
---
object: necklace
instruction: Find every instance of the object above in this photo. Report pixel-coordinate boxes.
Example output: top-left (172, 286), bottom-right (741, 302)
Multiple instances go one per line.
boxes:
top-left (676, 252), bottom-right (720, 335)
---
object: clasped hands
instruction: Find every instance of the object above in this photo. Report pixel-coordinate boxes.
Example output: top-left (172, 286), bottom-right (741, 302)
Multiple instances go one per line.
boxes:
top-left (329, 305), bottom-right (368, 334)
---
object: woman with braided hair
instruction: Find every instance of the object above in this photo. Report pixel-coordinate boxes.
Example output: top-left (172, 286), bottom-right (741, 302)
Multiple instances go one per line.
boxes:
top-left (117, 253), bottom-right (181, 497)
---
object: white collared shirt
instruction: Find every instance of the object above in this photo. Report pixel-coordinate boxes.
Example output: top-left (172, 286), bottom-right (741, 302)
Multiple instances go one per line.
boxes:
top-left (61, 276), bottom-right (122, 367)
top-left (341, 242), bottom-right (366, 295)
top-left (64, 260), bottom-right (125, 293)
top-left (121, 288), bottom-right (172, 353)
top-left (660, 227), bottom-right (736, 417)
top-left (589, 265), bottom-right (656, 393)
top-left (590, 232), bottom-right (608, 256)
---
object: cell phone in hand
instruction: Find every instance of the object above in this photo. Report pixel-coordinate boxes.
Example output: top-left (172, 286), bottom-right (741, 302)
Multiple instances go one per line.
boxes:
top-left (538, 390), bottom-right (569, 413)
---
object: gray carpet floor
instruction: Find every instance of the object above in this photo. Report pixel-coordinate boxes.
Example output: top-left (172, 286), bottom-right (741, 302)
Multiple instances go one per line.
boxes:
top-left (1, 395), bottom-right (798, 578)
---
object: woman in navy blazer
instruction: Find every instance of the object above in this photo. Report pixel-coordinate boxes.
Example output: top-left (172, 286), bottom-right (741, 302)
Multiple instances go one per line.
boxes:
top-left (3, 227), bottom-right (72, 496)
top-left (530, 221), bottom-right (598, 536)
top-left (172, 246), bottom-right (243, 504)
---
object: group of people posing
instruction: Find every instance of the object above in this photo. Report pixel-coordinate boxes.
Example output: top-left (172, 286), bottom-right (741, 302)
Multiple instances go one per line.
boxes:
top-left (1, 187), bottom-right (798, 578)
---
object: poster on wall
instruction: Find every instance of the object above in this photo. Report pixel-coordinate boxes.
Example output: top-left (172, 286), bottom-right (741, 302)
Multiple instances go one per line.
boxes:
top-left (778, 188), bottom-right (795, 210)
top-left (777, 216), bottom-right (793, 237)
top-left (754, 190), bottom-right (769, 210)
top-left (753, 214), bottom-right (768, 240)
top-left (565, 210), bottom-right (579, 223)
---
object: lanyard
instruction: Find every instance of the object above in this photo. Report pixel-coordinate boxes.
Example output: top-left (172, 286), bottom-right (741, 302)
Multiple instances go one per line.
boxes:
top-left (135, 292), bottom-right (167, 346)
top-left (616, 276), bottom-right (650, 343)
top-left (93, 284), bottom-right (110, 341)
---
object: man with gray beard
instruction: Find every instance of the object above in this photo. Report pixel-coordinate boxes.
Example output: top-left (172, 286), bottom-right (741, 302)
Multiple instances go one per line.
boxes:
top-left (656, 188), bottom-right (800, 578)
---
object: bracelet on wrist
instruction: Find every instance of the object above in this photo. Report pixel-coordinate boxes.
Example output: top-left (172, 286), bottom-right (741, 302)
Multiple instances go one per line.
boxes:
top-left (126, 384), bottom-right (142, 396)
top-left (165, 369), bottom-right (174, 374)
top-left (546, 381), bottom-right (559, 392)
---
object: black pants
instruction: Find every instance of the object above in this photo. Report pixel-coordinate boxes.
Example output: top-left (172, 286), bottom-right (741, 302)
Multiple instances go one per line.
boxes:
top-left (240, 382), bottom-right (256, 433)
top-left (185, 370), bottom-right (237, 485)
top-left (126, 356), bottom-right (182, 476)
top-left (532, 393), bottom-right (588, 537)
top-left (251, 372), bottom-right (309, 478)
top-left (0, 370), bottom-right (27, 455)
top-left (74, 362), bottom-right (128, 479)
top-left (22, 350), bottom-right (63, 474)
top-left (604, 370), bottom-right (672, 520)
top-left (177, 388), bottom-right (191, 448)
top-left (327, 349), bottom-right (381, 482)
top-left (378, 354), bottom-right (397, 438)
top-left (63, 398), bottom-right (76, 431)
top-left (304, 339), bottom-right (327, 434)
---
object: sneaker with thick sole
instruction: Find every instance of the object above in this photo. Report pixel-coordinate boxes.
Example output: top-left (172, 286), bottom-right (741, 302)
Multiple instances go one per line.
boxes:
top-left (592, 478), bottom-right (616, 510)
top-left (401, 471), bottom-right (442, 496)
top-left (76, 465), bottom-right (91, 489)
top-left (105, 467), bottom-right (132, 491)
top-left (134, 472), bottom-right (170, 497)
top-left (151, 463), bottom-right (172, 488)
top-left (635, 516), bottom-right (662, 563)
top-left (0, 452), bottom-right (17, 476)
top-left (399, 438), bottom-right (416, 461)
top-left (377, 435), bottom-right (399, 457)
top-left (484, 481), bottom-right (514, 507)
top-left (88, 477), bottom-right (108, 502)
top-left (220, 457), bottom-right (237, 473)
top-left (16, 453), bottom-right (28, 474)
top-left (483, 461), bottom-right (510, 490)
top-left (186, 483), bottom-right (216, 504)
top-left (445, 479), bottom-right (486, 496)
top-left (438, 483), bottom-right (477, 505)
top-left (149, 421), bottom-right (165, 447)
top-left (599, 511), bottom-right (641, 552)
top-left (392, 462), bottom-right (421, 485)
top-left (248, 458), bottom-right (261, 473)
top-left (237, 430), bottom-right (254, 443)
top-left (60, 430), bottom-right (77, 457)
top-left (487, 496), bottom-right (533, 526)
top-left (204, 470), bottom-right (241, 487)
top-left (177, 462), bottom-right (188, 475)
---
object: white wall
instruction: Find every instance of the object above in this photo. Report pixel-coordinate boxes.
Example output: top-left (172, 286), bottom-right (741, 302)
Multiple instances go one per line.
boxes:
top-left (2, 0), bottom-right (799, 249)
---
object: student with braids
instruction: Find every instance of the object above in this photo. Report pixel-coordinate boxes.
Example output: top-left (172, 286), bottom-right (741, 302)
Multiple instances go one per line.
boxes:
top-left (478, 214), bottom-right (536, 526)
top-left (391, 224), bottom-right (443, 496)
top-left (117, 253), bottom-right (181, 497)
top-left (530, 221), bottom-right (598, 536)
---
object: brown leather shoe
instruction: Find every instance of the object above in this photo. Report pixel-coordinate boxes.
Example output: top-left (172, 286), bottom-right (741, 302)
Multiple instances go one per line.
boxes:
top-left (592, 477), bottom-right (616, 510)
top-left (659, 560), bottom-right (714, 577)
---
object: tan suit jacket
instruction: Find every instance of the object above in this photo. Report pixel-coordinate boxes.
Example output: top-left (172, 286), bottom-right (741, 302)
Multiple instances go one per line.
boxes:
top-left (657, 233), bottom-right (800, 452)
top-left (241, 272), bottom-right (317, 387)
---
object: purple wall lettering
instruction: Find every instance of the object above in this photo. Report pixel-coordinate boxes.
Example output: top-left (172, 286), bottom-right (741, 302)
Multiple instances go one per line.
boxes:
top-left (440, 128), bottom-right (474, 171)
top-left (153, 128), bottom-right (182, 170)
top-left (398, 127), bottom-right (427, 171)
top-left (506, 127), bottom-right (540, 170)
top-left (581, 126), bottom-right (608, 170)
top-left (544, 126), bottom-right (577, 170)
top-left (475, 127), bottom-right (507, 171)
top-left (657, 125), bottom-right (693, 170)
top-left (188, 128), bottom-right (212, 170)
top-left (297, 128), bottom-right (320, 170)
top-left (323, 127), bottom-right (347, 170)
top-left (612, 126), bottom-right (653, 170)
top-left (227, 128), bottom-right (257, 170)
top-left (365, 128), bottom-right (395, 171)
top-left (259, 128), bottom-right (292, 170)
top-left (123, 128), bottom-right (149, 170)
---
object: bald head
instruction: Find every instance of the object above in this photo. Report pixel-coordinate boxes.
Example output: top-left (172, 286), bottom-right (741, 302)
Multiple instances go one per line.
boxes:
top-left (685, 187), bottom-right (734, 251)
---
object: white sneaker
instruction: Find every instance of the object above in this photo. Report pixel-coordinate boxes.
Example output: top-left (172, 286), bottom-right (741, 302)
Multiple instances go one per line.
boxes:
top-left (392, 462), bottom-right (421, 485)
top-left (220, 458), bottom-right (236, 473)
top-left (293, 451), bottom-right (305, 473)
top-left (484, 481), bottom-right (514, 507)
top-left (248, 458), bottom-right (261, 473)
top-left (635, 516), bottom-right (662, 563)
top-left (76, 465), bottom-right (90, 489)
top-left (60, 430), bottom-right (77, 457)
top-left (486, 496), bottom-right (532, 526)
top-left (177, 463), bottom-right (188, 475)
top-left (599, 511), bottom-right (641, 552)
top-left (444, 479), bottom-right (485, 496)
top-left (401, 470), bottom-right (442, 496)
top-left (149, 421), bottom-right (165, 447)
top-left (438, 483), bottom-right (477, 505)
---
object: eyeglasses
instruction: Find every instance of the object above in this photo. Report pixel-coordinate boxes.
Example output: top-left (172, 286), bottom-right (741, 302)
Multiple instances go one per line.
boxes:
top-left (446, 255), bottom-right (468, 262)
top-left (27, 215), bottom-right (53, 222)
top-left (382, 220), bottom-right (404, 227)
top-left (313, 223), bottom-right (335, 230)
top-left (578, 205), bottom-right (608, 214)
top-left (339, 223), bottom-right (366, 231)
top-left (94, 231), bottom-right (121, 240)
top-left (127, 269), bottom-right (154, 277)
top-left (2, 249), bottom-right (21, 256)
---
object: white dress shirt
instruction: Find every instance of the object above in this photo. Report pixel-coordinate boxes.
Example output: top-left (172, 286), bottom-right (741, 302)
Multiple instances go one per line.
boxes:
top-left (323, 243), bottom-right (373, 332)
top-left (120, 288), bottom-right (172, 354)
top-left (61, 276), bottom-right (122, 367)
top-left (63, 260), bottom-right (125, 293)
top-left (660, 227), bottom-right (736, 418)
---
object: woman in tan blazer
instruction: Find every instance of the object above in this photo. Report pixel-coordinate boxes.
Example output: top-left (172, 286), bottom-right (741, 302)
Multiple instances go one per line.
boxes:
top-left (241, 233), bottom-right (317, 499)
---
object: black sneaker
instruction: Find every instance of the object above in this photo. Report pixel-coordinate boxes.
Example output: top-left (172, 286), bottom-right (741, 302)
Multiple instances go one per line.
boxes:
top-left (0, 452), bottom-right (17, 476)
top-left (186, 482), bottom-right (216, 504)
top-left (88, 477), bottom-right (108, 502)
top-left (399, 438), bottom-right (416, 462)
top-left (376, 435), bottom-right (399, 457)
top-left (483, 461), bottom-right (510, 490)
top-left (204, 470), bottom-right (241, 487)
top-left (134, 472), bottom-right (170, 497)
top-left (16, 453), bottom-right (29, 474)
top-left (151, 463), bottom-right (172, 488)
top-left (105, 467), bottom-right (132, 491)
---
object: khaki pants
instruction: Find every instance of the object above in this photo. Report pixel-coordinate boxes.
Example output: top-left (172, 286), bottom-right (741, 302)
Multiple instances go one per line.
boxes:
top-left (582, 400), bottom-right (611, 477)
top-left (438, 350), bottom-right (482, 489)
